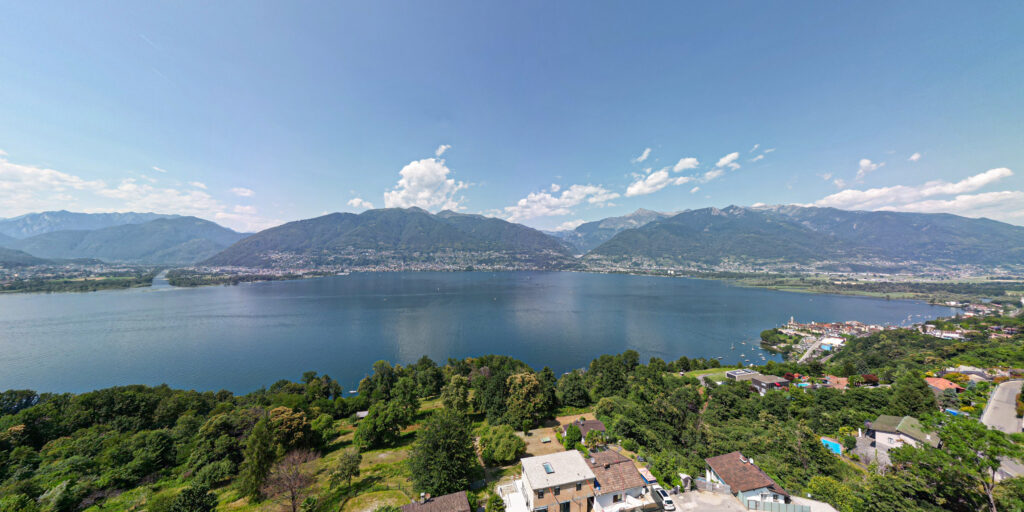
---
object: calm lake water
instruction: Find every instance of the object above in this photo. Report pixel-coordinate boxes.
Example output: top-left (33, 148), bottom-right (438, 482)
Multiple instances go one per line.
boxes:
top-left (0, 272), bottom-right (955, 393)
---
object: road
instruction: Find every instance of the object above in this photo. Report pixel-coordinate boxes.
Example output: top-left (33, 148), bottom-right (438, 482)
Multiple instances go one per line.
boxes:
top-left (797, 338), bottom-right (824, 363)
top-left (981, 380), bottom-right (1023, 434)
top-left (981, 380), bottom-right (1024, 482)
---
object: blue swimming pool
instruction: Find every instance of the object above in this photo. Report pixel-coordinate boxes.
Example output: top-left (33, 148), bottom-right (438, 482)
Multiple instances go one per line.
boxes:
top-left (821, 437), bottom-right (842, 454)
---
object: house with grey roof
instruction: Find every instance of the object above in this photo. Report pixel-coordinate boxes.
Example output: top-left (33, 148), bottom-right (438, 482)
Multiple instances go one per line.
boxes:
top-left (507, 450), bottom-right (597, 512)
top-left (868, 415), bottom-right (940, 449)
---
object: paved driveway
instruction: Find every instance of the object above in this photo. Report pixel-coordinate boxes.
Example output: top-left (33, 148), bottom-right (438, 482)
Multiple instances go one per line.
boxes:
top-left (981, 380), bottom-right (1023, 434)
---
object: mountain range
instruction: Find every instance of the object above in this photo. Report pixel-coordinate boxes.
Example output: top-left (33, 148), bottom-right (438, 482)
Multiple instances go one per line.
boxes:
top-left (205, 207), bottom-right (571, 267)
top-left (2, 206), bottom-right (1023, 271)
top-left (586, 205), bottom-right (1024, 269)
top-left (0, 217), bottom-right (246, 265)
top-left (0, 211), bottom-right (179, 238)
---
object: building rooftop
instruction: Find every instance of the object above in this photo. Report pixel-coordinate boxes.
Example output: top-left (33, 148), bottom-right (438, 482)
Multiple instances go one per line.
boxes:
top-left (522, 450), bottom-right (596, 489)
top-left (924, 377), bottom-right (964, 392)
top-left (751, 375), bottom-right (790, 385)
top-left (705, 451), bottom-right (789, 496)
top-left (588, 450), bottom-right (646, 494)
top-left (401, 491), bottom-right (472, 512)
top-left (870, 415), bottom-right (940, 448)
top-left (563, 418), bottom-right (606, 438)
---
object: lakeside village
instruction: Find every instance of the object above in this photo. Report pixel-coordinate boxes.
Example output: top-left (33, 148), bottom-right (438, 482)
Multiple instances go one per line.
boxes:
top-left (758, 300), bottom-right (1015, 366)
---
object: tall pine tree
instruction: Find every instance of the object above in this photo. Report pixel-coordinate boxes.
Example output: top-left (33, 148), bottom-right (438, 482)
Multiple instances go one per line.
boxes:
top-left (239, 416), bottom-right (276, 500)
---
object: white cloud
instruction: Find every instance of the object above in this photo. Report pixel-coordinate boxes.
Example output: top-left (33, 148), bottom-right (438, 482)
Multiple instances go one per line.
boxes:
top-left (502, 184), bottom-right (619, 222)
top-left (702, 168), bottom-right (724, 181)
top-left (750, 144), bottom-right (760, 153)
top-left (435, 144), bottom-right (451, 157)
top-left (0, 155), bottom-right (280, 232)
top-left (690, 186), bottom-right (700, 194)
top-left (554, 219), bottom-right (586, 231)
top-left (626, 169), bottom-right (674, 197)
top-left (152, 166), bottom-right (167, 173)
top-left (750, 154), bottom-right (764, 162)
top-left (230, 187), bottom-right (255, 197)
top-left (347, 197), bottom-right (374, 210)
top-left (189, 181), bottom-right (207, 189)
top-left (233, 205), bottom-right (257, 215)
top-left (632, 147), bottom-right (652, 163)
top-left (715, 152), bottom-right (740, 170)
top-left (855, 158), bottom-right (884, 180)
top-left (811, 167), bottom-right (1022, 222)
top-left (673, 157), bottom-right (699, 172)
top-left (819, 173), bottom-right (833, 181)
top-left (384, 157), bottom-right (467, 211)
top-left (764, 148), bottom-right (776, 153)
top-left (833, 178), bottom-right (847, 189)
top-left (909, 152), bottom-right (922, 162)
top-left (550, 183), bottom-right (561, 192)
top-left (0, 149), bottom-right (7, 156)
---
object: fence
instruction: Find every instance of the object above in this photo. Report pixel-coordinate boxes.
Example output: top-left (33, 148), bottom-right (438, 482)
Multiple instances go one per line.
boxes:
top-left (745, 500), bottom-right (811, 512)
top-left (693, 477), bottom-right (731, 495)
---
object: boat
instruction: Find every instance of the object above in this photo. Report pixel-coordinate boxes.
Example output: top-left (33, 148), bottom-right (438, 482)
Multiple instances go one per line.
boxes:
top-left (730, 343), bottom-right (735, 350)
top-left (348, 390), bottom-right (358, 394)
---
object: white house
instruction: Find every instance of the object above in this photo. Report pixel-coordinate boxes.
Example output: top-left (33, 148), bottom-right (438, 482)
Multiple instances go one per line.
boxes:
top-left (705, 451), bottom-right (789, 507)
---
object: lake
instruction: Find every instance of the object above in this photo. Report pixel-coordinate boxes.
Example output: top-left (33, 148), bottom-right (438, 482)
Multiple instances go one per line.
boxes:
top-left (0, 271), bottom-right (956, 393)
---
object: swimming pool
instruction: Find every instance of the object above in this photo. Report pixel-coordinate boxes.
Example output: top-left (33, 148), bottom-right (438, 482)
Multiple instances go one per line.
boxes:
top-left (821, 437), bottom-right (842, 454)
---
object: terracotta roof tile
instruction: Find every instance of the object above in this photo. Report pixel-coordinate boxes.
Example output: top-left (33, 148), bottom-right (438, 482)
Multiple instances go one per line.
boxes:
top-left (401, 491), bottom-right (472, 512)
top-left (588, 451), bottom-right (646, 495)
top-left (705, 451), bottom-right (788, 496)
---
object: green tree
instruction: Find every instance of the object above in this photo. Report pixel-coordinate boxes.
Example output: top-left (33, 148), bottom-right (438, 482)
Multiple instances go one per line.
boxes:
top-left (892, 415), bottom-right (1023, 511)
top-left (392, 376), bottom-right (420, 418)
top-left (486, 493), bottom-right (506, 512)
top-left (558, 371), bottom-right (591, 408)
top-left (889, 372), bottom-right (937, 418)
top-left (170, 485), bottom-right (217, 512)
top-left (479, 424), bottom-right (526, 466)
top-left (505, 373), bottom-right (545, 430)
top-left (239, 416), bottom-right (276, 500)
top-left (537, 366), bottom-right (558, 418)
top-left (563, 424), bottom-right (582, 449)
top-left (354, 400), bottom-right (412, 449)
top-left (409, 409), bottom-right (479, 495)
top-left (0, 495), bottom-right (40, 512)
top-left (441, 374), bottom-right (471, 414)
top-left (329, 448), bottom-right (362, 490)
top-left (806, 476), bottom-right (860, 512)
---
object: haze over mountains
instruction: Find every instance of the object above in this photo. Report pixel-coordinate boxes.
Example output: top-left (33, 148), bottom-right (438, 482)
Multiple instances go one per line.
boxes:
top-left (0, 214), bottom-right (246, 265)
top-left (550, 208), bottom-right (673, 253)
top-left (2, 206), bottom-right (1023, 270)
top-left (0, 211), bottom-right (179, 238)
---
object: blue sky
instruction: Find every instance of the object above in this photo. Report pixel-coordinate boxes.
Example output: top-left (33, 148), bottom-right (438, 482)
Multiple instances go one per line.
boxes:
top-left (1, 1), bottom-right (1022, 231)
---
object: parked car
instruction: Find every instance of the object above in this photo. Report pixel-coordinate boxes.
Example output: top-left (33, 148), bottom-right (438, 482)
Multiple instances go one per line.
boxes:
top-left (652, 485), bottom-right (676, 511)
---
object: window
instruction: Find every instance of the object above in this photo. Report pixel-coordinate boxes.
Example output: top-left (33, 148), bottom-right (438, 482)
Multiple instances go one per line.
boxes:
top-left (554, 486), bottom-right (560, 496)
top-left (543, 462), bottom-right (555, 474)
top-left (537, 489), bottom-right (544, 499)
top-left (613, 494), bottom-right (622, 503)
top-left (576, 482), bottom-right (582, 491)
top-left (559, 502), bottom-right (570, 512)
